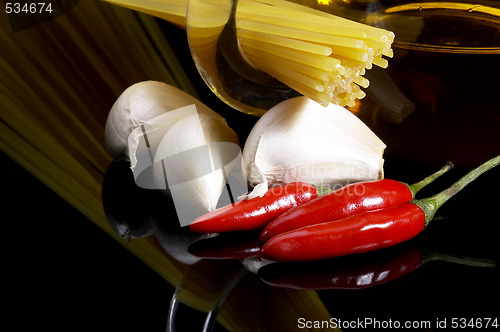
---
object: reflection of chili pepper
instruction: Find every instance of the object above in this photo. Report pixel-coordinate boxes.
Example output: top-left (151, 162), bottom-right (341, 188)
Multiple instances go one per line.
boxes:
top-left (260, 163), bottom-right (452, 243)
top-left (259, 243), bottom-right (495, 290)
top-left (189, 182), bottom-right (317, 233)
top-left (188, 231), bottom-right (261, 259)
top-left (260, 156), bottom-right (499, 262)
top-left (260, 244), bottom-right (422, 290)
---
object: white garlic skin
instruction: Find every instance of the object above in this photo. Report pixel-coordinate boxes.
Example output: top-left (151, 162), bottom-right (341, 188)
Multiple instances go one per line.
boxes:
top-left (105, 81), bottom-right (220, 161)
top-left (242, 96), bottom-right (386, 198)
top-left (104, 80), bottom-right (242, 221)
top-left (152, 112), bottom-right (241, 213)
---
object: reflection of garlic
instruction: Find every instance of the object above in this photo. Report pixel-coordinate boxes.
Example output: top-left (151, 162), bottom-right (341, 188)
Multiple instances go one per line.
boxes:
top-left (242, 96), bottom-right (386, 199)
top-left (104, 81), bottom-right (241, 223)
top-left (105, 80), bottom-right (223, 161)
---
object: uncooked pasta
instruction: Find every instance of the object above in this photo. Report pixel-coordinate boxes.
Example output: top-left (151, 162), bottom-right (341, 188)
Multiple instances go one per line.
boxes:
top-left (103, 0), bottom-right (394, 107)
top-left (236, 0), bottom-right (394, 107)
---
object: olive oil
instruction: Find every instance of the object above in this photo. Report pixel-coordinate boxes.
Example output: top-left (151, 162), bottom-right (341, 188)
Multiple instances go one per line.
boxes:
top-left (353, 10), bottom-right (500, 167)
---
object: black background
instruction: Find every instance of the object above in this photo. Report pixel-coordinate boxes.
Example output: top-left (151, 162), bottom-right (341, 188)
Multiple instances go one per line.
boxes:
top-left (3, 150), bottom-right (174, 331)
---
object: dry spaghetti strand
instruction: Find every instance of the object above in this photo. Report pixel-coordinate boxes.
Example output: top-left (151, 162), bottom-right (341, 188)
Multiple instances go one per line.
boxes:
top-left (236, 0), bottom-right (394, 106)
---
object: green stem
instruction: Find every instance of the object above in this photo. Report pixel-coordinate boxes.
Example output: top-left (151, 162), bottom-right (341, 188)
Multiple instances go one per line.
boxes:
top-left (423, 250), bottom-right (496, 268)
top-left (315, 185), bottom-right (334, 196)
top-left (407, 162), bottom-right (454, 197)
top-left (413, 155), bottom-right (500, 226)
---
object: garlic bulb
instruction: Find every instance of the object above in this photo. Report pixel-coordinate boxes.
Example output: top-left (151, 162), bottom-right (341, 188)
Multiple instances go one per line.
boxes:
top-left (151, 109), bottom-right (242, 215)
top-left (242, 96), bottom-right (386, 199)
top-left (105, 80), bottom-right (221, 161)
top-left (105, 81), bottom-right (242, 226)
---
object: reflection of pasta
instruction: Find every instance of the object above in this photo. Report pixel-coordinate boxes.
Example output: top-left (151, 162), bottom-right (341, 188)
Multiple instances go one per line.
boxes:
top-left (237, 0), bottom-right (394, 107)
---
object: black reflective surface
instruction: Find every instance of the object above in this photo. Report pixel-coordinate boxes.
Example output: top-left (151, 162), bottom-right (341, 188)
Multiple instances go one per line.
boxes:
top-left (97, 20), bottom-right (500, 331)
top-left (7, 145), bottom-right (499, 330)
top-left (100, 154), bottom-right (499, 331)
top-left (3, 151), bottom-right (173, 332)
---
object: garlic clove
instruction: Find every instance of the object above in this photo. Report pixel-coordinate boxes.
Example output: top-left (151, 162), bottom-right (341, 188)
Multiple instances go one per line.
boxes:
top-left (152, 111), bottom-right (241, 216)
top-left (105, 80), bottom-right (223, 161)
top-left (105, 81), bottom-right (243, 227)
top-left (127, 104), bottom-right (201, 188)
top-left (242, 96), bottom-right (386, 198)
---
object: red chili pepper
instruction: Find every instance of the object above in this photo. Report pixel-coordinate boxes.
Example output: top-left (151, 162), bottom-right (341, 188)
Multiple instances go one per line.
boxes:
top-left (260, 156), bottom-right (499, 262)
top-left (189, 182), bottom-right (317, 233)
top-left (260, 163), bottom-right (453, 243)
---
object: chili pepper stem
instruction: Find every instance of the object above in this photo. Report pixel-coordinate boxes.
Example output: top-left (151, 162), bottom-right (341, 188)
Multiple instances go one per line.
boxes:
top-left (407, 162), bottom-right (454, 197)
top-left (422, 249), bottom-right (496, 267)
top-left (315, 185), bottom-right (334, 196)
top-left (413, 155), bottom-right (500, 226)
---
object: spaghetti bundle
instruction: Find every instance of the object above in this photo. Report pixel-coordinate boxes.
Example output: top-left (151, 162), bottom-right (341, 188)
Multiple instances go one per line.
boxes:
top-left (236, 0), bottom-right (395, 107)
top-left (103, 0), bottom-right (189, 27)
top-left (104, 0), bottom-right (394, 108)
top-left (0, 1), bottom-right (195, 286)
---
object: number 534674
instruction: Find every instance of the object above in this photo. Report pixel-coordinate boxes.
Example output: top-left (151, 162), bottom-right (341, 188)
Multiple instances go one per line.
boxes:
top-left (5, 2), bottom-right (53, 14)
